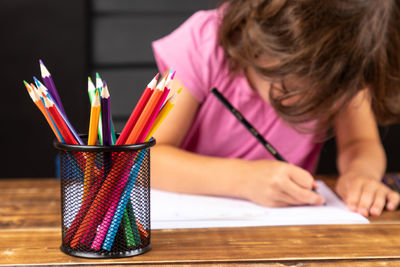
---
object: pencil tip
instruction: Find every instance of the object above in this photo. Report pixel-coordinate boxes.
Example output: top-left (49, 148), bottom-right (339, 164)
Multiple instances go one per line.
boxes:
top-left (39, 59), bottom-right (44, 65)
top-left (88, 76), bottom-right (92, 82)
top-left (171, 70), bottom-right (176, 80)
top-left (96, 72), bottom-right (100, 79)
top-left (177, 88), bottom-right (182, 94)
top-left (23, 80), bottom-right (28, 85)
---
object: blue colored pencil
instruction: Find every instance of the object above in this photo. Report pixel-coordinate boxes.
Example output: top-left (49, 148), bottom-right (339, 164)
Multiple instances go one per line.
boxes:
top-left (102, 149), bottom-right (146, 251)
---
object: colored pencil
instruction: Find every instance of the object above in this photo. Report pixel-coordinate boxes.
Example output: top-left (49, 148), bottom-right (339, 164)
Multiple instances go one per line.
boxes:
top-left (138, 88), bottom-right (170, 142)
top-left (116, 73), bottom-right (159, 145)
top-left (138, 71), bottom-right (175, 141)
top-left (145, 89), bottom-right (182, 142)
top-left (69, 161), bottom-right (131, 247)
top-left (24, 81), bottom-right (62, 142)
top-left (125, 76), bottom-right (166, 144)
top-left (39, 59), bottom-right (65, 115)
top-left (87, 90), bottom-right (101, 146)
top-left (35, 77), bottom-right (84, 145)
top-left (83, 90), bottom-right (101, 200)
top-left (88, 76), bottom-right (103, 144)
top-left (93, 74), bottom-right (117, 145)
top-left (103, 80), bottom-right (117, 145)
top-left (99, 150), bottom-right (146, 250)
top-left (43, 96), bottom-right (77, 145)
top-left (101, 81), bottom-right (111, 146)
top-left (95, 73), bottom-right (104, 145)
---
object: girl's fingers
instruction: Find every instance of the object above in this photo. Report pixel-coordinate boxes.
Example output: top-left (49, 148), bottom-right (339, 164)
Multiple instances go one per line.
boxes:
top-left (357, 184), bottom-right (376, 217)
top-left (276, 190), bottom-right (306, 206)
top-left (369, 189), bottom-right (386, 216)
top-left (287, 165), bottom-right (315, 190)
top-left (281, 178), bottom-right (325, 205)
top-left (386, 190), bottom-right (400, 211)
top-left (344, 179), bottom-right (363, 212)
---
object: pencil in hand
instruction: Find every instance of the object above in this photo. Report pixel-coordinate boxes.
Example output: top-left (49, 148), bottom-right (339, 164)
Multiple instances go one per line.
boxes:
top-left (211, 88), bottom-right (320, 194)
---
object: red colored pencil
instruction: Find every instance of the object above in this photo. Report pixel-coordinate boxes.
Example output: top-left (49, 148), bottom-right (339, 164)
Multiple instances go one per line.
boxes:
top-left (125, 76), bottom-right (166, 145)
top-left (116, 73), bottom-right (159, 145)
top-left (137, 71), bottom-right (175, 142)
top-left (43, 96), bottom-right (77, 145)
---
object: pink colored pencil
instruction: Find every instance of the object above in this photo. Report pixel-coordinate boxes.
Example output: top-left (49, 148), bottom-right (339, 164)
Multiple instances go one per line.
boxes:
top-left (90, 165), bottom-right (133, 249)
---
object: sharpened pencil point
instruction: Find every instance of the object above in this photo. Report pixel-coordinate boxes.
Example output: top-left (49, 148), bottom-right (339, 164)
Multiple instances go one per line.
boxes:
top-left (23, 80), bottom-right (29, 86)
top-left (39, 59), bottom-right (44, 65)
top-left (33, 76), bottom-right (40, 85)
top-left (171, 70), bottom-right (176, 80)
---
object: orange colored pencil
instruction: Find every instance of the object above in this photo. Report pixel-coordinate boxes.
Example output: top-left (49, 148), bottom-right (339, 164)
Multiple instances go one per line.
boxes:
top-left (116, 73), bottom-right (159, 145)
top-left (24, 81), bottom-right (62, 142)
top-left (125, 76), bottom-right (166, 144)
top-left (138, 71), bottom-right (175, 141)
top-left (44, 96), bottom-right (77, 145)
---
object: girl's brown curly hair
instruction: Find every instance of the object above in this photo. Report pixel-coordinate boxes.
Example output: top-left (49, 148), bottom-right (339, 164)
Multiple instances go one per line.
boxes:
top-left (218, 0), bottom-right (400, 135)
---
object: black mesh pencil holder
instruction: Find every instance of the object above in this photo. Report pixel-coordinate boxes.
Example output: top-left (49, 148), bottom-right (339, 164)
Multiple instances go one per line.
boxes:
top-left (54, 137), bottom-right (156, 259)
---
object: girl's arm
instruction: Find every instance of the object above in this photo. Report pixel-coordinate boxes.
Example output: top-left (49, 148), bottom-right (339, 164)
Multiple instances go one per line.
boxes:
top-left (151, 78), bottom-right (324, 207)
top-left (335, 90), bottom-right (399, 216)
top-left (151, 78), bottom-right (244, 198)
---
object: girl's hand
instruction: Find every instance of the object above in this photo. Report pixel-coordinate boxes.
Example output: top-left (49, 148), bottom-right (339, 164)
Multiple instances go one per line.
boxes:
top-left (335, 173), bottom-right (400, 217)
top-left (239, 160), bottom-right (325, 207)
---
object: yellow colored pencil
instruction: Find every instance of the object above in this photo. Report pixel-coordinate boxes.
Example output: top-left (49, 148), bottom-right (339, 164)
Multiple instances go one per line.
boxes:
top-left (144, 88), bottom-right (182, 142)
top-left (83, 90), bottom-right (101, 200)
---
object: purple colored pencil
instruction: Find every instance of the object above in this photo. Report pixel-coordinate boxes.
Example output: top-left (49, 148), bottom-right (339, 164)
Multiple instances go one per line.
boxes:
top-left (39, 59), bottom-right (66, 115)
top-left (101, 81), bottom-right (112, 146)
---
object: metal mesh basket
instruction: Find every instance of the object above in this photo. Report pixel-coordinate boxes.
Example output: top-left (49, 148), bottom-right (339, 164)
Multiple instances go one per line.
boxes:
top-left (54, 138), bottom-right (155, 258)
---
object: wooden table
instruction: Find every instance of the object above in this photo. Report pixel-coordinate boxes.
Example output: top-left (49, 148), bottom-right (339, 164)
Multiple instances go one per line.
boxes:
top-left (1, 177), bottom-right (400, 266)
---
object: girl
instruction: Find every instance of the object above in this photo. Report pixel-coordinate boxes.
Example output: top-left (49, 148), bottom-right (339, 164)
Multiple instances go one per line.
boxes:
top-left (151, 0), bottom-right (400, 217)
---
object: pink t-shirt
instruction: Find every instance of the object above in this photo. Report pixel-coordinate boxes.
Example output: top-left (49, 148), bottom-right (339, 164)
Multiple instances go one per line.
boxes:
top-left (152, 9), bottom-right (322, 173)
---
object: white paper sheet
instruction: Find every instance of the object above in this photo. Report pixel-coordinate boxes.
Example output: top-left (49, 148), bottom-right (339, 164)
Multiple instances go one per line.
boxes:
top-left (150, 180), bottom-right (369, 229)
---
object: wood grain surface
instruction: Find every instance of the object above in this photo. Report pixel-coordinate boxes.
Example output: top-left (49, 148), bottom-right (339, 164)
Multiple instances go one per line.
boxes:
top-left (1, 177), bottom-right (400, 266)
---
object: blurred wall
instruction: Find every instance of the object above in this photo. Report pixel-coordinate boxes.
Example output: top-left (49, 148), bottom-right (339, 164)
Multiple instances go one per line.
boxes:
top-left (0, 0), bottom-right (89, 177)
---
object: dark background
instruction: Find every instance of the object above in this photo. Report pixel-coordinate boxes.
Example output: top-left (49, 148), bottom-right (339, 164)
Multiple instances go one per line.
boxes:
top-left (1, 0), bottom-right (399, 178)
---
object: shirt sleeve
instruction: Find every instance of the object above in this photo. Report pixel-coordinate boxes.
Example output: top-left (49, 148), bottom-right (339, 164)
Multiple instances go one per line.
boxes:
top-left (152, 10), bottom-right (221, 102)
